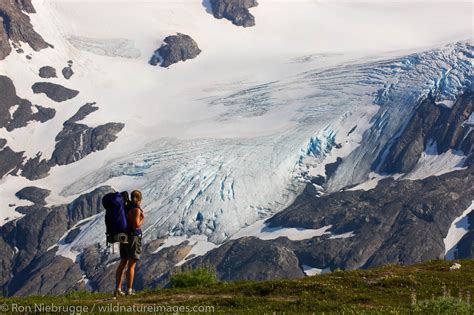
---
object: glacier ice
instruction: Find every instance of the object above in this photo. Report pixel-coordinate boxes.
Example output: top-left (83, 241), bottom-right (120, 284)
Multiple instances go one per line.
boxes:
top-left (58, 42), bottom-right (473, 249)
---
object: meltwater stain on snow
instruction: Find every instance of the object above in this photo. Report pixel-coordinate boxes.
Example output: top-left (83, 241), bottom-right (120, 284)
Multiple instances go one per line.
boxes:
top-left (67, 36), bottom-right (141, 59)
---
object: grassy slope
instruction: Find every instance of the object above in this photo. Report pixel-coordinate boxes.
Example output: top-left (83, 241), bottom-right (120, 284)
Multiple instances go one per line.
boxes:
top-left (1, 259), bottom-right (473, 314)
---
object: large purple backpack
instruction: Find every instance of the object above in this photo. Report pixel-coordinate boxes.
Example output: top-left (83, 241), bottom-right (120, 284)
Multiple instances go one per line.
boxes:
top-left (102, 192), bottom-right (128, 244)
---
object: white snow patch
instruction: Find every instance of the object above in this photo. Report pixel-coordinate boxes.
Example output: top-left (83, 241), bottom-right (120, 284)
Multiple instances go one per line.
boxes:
top-left (8, 105), bottom-right (19, 118)
top-left (444, 201), bottom-right (474, 260)
top-left (150, 234), bottom-right (217, 266)
top-left (0, 175), bottom-right (33, 226)
top-left (346, 172), bottom-right (393, 191)
top-left (52, 214), bottom-right (103, 261)
top-left (175, 235), bottom-right (219, 266)
top-left (329, 231), bottom-right (355, 239)
top-left (302, 265), bottom-right (331, 276)
top-left (405, 140), bottom-right (467, 180)
top-left (230, 219), bottom-right (332, 241)
top-left (152, 236), bottom-right (188, 254)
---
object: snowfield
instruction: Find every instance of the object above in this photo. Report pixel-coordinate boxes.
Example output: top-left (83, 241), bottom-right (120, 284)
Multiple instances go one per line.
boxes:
top-left (0, 1), bottom-right (473, 258)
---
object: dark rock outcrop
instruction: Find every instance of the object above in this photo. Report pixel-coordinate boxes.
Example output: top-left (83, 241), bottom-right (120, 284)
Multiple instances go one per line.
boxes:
top-left (0, 146), bottom-right (24, 179)
top-left (50, 104), bottom-right (123, 166)
top-left (15, 186), bottom-right (50, 205)
top-left (9, 249), bottom-right (85, 296)
top-left (1, 186), bottom-right (113, 296)
top-left (21, 153), bottom-right (51, 180)
top-left (209, 0), bottom-right (258, 27)
top-left (186, 237), bottom-right (304, 281)
top-left (62, 66), bottom-right (74, 80)
top-left (32, 82), bottom-right (79, 102)
top-left (0, 75), bottom-right (17, 128)
top-left (51, 121), bottom-right (124, 166)
top-left (139, 242), bottom-right (193, 289)
top-left (267, 165), bottom-right (474, 269)
top-left (0, 138), bottom-right (6, 149)
top-left (0, 0), bottom-right (48, 60)
top-left (66, 186), bottom-right (114, 228)
top-left (65, 102), bottom-right (98, 124)
top-left (377, 86), bottom-right (473, 174)
top-left (14, 0), bottom-right (35, 14)
top-left (1, 76), bottom-right (56, 131)
top-left (0, 237), bottom-right (14, 291)
top-left (9, 104), bottom-right (55, 131)
top-left (38, 66), bottom-right (57, 78)
top-left (150, 33), bottom-right (201, 67)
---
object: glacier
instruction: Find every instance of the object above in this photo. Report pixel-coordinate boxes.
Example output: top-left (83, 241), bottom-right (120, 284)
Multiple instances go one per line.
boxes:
top-left (58, 42), bottom-right (473, 247)
top-left (0, 0), bottom-right (472, 256)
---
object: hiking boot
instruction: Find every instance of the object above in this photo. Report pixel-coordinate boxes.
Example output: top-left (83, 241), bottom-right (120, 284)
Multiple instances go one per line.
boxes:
top-left (126, 289), bottom-right (135, 296)
top-left (113, 288), bottom-right (125, 299)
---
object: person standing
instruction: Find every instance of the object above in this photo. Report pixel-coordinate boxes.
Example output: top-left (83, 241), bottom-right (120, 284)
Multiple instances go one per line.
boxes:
top-left (114, 190), bottom-right (144, 297)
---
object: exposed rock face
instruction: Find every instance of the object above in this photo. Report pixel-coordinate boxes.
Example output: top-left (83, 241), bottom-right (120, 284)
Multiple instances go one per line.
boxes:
top-left (0, 0), bottom-right (48, 60)
top-left (1, 186), bottom-right (113, 296)
top-left (377, 86), bottom-right (473, 174)
top-left (456, 229), bottom-right (474, 259)
top-left (267, 165), bottom-right (473, 269)
top-left (0, 75), bottom-right (20, 128)
top-left (1, 76), bottom-right (56, 131)
top-left (150, 33), bottom-right (201, 68)
top-left (9, 249), bottom-right (85, 296)
top-left (14, 0), bottom-right (35, 14)
top-left (139, 242), bottom-right (193, 289)
top-left (65, 102), bottom-right (98, 124)
top-left (210, 0), bottom-right (258, 27)
top-left (187, 237), bottom-right (304, 281)
top-left (51, 121), bottom-right (124, 166)
top-left (9, 104), bottom-right (55, 131)
top-left (0, 237), bottom-right (14, 291)
top-left (81, 240), bottom-right (193, 292)
top-left (50, 103), bottom-right (123, 166)
top-left (0, 138), bottom-right (6, 149)
top-left (32, 82), bottom-right (79, 102)
top-left (21, 153), bottom-right (51, 180)
top-left (0, 146), bottom-right (24, 179)
top-left (62, 66), bottom-right (74, 79)
top-left (38, 66), bottom-right (57, 78)
top-left (15, 186), bottom-right (51, 205)
top-left (66, 186), bottom-right (114, 228)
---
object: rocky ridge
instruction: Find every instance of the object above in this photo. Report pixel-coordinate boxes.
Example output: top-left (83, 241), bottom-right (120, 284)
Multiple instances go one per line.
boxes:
top-left (0, 0), bottom-right (48, 60)
top-left (32, 82), bottom-right (79, 102)
top-left (0, 76), bottom-right (56, 132)
top-left (209, 0), bottom-right (258, 27)
top-left (150, 33), bottom-right (201, 68)
top-left (0, 186), bottom-right (113, 296)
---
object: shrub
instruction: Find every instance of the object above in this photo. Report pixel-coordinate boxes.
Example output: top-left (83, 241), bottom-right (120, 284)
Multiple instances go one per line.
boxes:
top-left (413, 297), bottom-right (473, 314)
top-left (169, 267), bottom-right (217, 288)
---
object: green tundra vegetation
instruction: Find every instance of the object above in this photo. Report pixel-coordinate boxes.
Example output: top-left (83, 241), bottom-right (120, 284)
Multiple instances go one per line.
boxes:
top-left (1, 259), bottom-right (473, 314)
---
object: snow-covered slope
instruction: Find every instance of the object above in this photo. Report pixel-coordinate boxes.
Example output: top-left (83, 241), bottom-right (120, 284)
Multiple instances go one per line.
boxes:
top-left (1, 0), bottom-right (473, 250)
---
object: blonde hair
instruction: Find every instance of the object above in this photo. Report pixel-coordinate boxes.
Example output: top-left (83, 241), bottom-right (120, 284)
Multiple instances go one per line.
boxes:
top-left (130, 190), bottom-right (142, 207)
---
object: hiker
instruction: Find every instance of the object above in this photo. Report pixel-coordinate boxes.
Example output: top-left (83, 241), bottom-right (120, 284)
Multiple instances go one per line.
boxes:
top-left (114, 190), bottom-right (144, 297)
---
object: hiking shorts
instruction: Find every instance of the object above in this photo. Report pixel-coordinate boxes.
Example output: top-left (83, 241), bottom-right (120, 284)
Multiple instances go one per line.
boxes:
top-left (119, 235), bottom-right (142, 260)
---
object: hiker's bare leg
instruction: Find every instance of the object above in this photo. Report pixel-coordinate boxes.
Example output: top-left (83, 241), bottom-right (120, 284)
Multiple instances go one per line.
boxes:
top-left (126, 259), bottom-right (137, 290)
top-left (115, 258), bottom-right (127, 289)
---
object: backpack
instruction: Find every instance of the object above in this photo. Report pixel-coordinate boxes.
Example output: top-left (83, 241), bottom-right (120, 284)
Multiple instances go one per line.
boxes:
top-left (102, 192), bottom-right (129, 244)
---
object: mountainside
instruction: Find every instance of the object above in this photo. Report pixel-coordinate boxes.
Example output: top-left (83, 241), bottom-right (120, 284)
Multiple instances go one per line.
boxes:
top-left (0, 0), bottom-right (473, 296)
